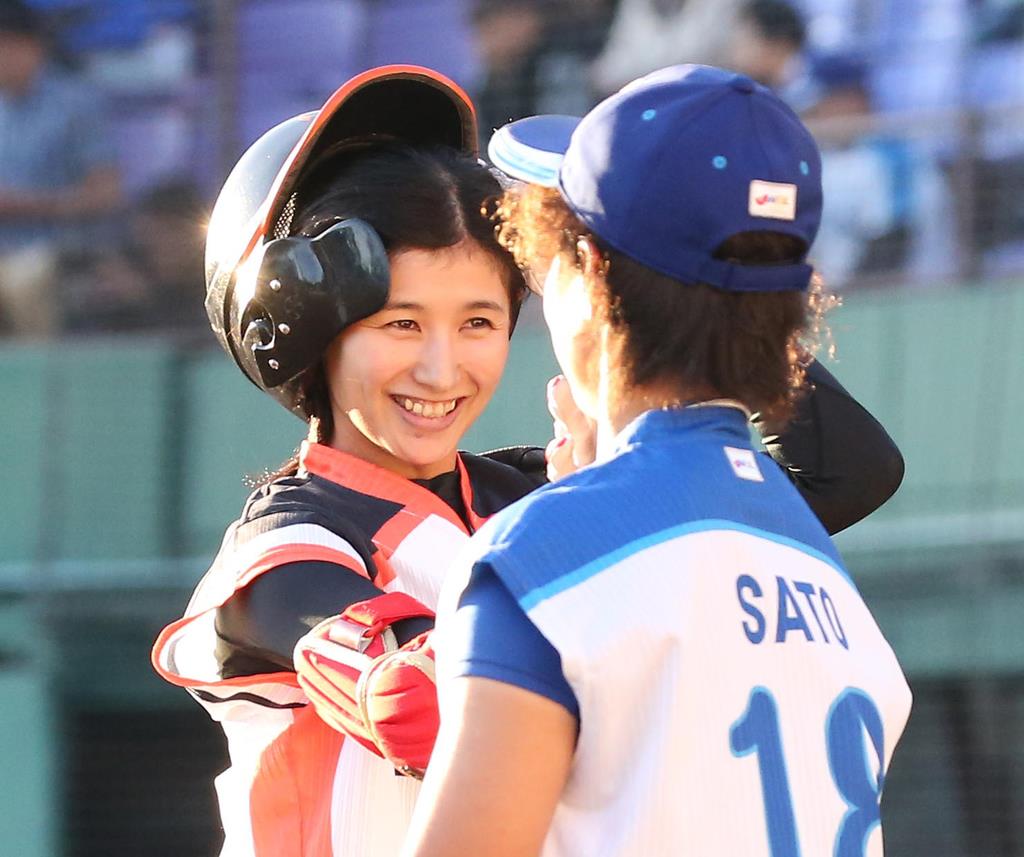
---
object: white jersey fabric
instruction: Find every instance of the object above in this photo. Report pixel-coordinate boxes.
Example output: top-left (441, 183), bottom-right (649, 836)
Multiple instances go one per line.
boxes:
top-left (437, 405), bottom-right (912, 857)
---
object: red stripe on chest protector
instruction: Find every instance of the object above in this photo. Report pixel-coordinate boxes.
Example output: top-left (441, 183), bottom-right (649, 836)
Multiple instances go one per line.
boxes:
top-left (250, 707), bottom-right (345, 857)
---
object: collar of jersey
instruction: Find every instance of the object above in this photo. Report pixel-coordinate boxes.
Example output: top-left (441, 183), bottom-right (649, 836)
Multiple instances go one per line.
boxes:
top-left (299, 441), bottom-right (478, 534)
top-left (611, 404), bottom-right (753, 459)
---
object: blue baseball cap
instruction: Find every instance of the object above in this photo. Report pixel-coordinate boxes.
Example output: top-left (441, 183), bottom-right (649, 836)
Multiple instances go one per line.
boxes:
top-left (488, 64), bottom-right (823, 292)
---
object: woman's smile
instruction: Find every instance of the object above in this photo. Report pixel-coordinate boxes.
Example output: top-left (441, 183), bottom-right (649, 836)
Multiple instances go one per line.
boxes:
top-left (392, 395), bottom-right (461, 420)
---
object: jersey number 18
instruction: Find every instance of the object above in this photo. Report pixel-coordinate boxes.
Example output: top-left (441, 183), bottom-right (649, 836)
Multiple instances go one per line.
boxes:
top-left (731, 686), bottom-right (886, 857)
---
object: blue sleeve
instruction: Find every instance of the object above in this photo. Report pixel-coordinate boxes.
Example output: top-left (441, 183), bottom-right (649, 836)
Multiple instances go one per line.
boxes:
top-left (445, 563), bottom-right (580, 720)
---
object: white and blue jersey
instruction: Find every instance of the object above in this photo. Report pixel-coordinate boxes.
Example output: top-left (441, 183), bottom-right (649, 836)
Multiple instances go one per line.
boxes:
top-left (436, 405), bottom-right (912, 857)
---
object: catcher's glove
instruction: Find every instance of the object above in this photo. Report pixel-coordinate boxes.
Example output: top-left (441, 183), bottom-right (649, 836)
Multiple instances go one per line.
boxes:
top-left (294, 592), bottom-right (439, 778)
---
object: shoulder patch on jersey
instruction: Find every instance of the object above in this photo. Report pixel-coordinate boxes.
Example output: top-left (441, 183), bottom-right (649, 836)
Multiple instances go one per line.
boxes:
top-left (724, 446), bottom-right (764, 482)
top-left (472, 424), bottom-right (844, 608)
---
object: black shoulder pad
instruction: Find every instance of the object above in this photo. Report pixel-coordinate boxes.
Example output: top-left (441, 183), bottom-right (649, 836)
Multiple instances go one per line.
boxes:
top-left (237, 473), bottom-right (404, 580)
top-left (462, 448), bottom-right (547, 518)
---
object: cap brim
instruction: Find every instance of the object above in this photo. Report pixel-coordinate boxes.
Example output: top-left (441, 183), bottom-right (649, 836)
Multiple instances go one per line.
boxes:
top-left (249, 65), bottom-right (477, 260)
top-left (488, 115), bottom-right (580, 188)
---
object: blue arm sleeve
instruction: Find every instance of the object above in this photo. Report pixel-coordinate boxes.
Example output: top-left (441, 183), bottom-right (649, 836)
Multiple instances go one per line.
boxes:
top-left (445, 563), bottom-right (580, 720)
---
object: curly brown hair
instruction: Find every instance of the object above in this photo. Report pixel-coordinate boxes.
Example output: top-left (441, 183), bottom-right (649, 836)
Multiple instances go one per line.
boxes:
top-left (493, 183), bottom-right (835, 423)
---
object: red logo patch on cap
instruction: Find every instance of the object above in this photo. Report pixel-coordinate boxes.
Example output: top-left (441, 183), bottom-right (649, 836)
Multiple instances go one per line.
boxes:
top-left (749, 180), bottom-right (797, 221)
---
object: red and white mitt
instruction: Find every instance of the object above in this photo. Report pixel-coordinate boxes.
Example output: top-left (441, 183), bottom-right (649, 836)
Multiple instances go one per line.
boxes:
top-left (293, 592), bottom-right (439, 778)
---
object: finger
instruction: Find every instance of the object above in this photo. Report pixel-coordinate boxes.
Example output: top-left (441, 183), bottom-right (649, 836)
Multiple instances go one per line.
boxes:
top-left (547, 378), bottom-right (571, 440)
top-left (547, 375), bottom-right (592, 441)
top-left (545, 435), bottom-right (575, 482)
top-left (546, 375), bottom-right (566, 422)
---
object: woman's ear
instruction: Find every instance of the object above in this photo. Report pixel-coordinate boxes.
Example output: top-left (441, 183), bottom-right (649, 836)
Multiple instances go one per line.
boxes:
top-left (576, 237), bottom-right (606, 281)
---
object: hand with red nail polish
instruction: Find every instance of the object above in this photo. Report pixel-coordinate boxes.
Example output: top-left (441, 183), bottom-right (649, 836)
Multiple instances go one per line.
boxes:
top-left (544, 375), bottom-right (598, 482)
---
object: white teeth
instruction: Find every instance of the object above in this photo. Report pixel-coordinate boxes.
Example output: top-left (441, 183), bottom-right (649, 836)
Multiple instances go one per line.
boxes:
top-left (397, 397), bottom-right (459, 418)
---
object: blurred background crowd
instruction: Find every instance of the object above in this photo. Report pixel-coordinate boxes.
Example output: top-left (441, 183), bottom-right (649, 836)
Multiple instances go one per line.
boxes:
top-left (1, 0), bottom-right (1023, 340)
top-left (2, 2), bottom-right (1024, 856)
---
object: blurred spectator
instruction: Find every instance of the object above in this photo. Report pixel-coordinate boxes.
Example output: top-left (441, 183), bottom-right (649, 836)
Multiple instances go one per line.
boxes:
top-left (728, 0), bottom-right (941, 288)
top-left (802, 56), bottom-right (918, 286)
top-left (26, 1), bottom-right (201, 196)
top-left (0, 0), bottom-right (120, 338)
top-left (590, 0), bottom-right (746, 97)
top-left (531, 0), bottom-right (617, 117)
top-left (964, 0), bottom-right (1024, 273)
top-left (27, 0), bottom-right (198, 96)
top-left (473, 0), bottom-right (546, 133)
top-left (63, 178), bottom-right (208, 337)
top-left (728, 0), bottom-right (815, 107)
top-left (474, 0), bottom-right (614, 137)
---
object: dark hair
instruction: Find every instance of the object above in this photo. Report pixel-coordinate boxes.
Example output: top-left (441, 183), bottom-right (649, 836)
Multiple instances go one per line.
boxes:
top-left (264, 141), bottom-right (527, 480)
top-left (495, 184), bottom-right (833, 423)
top-left (740, 0), bottom-right (807, 49)
top-left (0, 0), bottom-right (43, 37)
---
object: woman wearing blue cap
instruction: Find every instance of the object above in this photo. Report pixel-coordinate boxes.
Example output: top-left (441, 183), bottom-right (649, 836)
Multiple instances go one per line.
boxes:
top-left (404, 65), bottom-right (911, 857)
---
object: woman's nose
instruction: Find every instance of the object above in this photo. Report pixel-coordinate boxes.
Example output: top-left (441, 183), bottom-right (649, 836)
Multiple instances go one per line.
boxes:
top-left (412, 333), bottom-right (459, 390)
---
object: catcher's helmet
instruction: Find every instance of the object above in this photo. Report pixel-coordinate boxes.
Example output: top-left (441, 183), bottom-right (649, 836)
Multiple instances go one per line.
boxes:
top-left (204, 65), bottom-right (478, 418)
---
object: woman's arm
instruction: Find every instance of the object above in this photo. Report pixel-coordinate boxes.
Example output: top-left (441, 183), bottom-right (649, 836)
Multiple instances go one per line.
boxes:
top-left (218, 562), bottom-right (439, 769)
top-left (757, 359), bottom-right (905, 534)
top-left (530, 363), bottom-right (902, 534)
top-left (215, 562), bottom-right (433, 677)
top-left (403, 563), bottom-right (579, 855)
top-left (402, 676), bottom-right (576, 857)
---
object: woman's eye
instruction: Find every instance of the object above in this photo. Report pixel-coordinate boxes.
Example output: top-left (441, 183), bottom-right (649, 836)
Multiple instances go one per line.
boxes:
top-left (465, 317), bottom-right (496, 330)
top-left (388, 319), bottom-right (419, 331)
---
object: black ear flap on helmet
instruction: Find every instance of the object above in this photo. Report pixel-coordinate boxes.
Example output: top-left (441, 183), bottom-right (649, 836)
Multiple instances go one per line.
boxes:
top-left (229, 219), bottom-right (390, 411)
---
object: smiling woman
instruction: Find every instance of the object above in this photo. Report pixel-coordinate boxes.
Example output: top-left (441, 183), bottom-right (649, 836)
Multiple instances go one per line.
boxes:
top-left (151, 65), bottom-right (906, 857)
top-left (254, 137), bottom-right (527, 483)
top-left (151, 67), bottom-right (542, 857)
top-left (324, 243), bottom-right (511, 479)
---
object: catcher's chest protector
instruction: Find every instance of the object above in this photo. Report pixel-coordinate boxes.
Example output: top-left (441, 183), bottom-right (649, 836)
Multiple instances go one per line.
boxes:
top-left (152, 442), bottom-right (524, 857)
